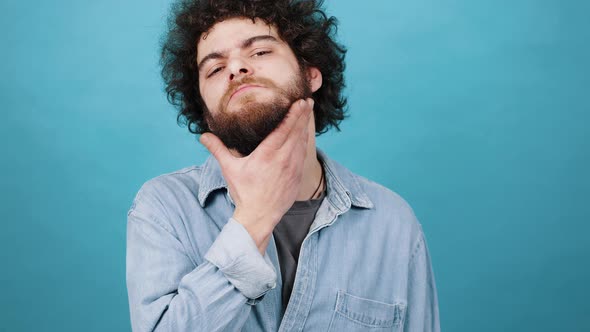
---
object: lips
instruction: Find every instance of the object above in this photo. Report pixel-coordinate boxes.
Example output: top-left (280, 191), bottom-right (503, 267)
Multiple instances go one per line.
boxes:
top-left (230, 84), bottom-right (262, 100)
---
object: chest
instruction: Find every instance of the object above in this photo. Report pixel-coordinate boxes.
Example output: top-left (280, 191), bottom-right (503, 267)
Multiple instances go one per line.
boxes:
top-left (244, 213), bottom-right (412, 332)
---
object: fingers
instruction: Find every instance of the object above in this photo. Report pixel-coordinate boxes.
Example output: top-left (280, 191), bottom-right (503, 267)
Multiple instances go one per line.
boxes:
top-left (200, 132), bottom-right (233, 165)
top-left (281, 98), bottom-right (313, 153)
top-left (261, 98), bottom-right (312, 150)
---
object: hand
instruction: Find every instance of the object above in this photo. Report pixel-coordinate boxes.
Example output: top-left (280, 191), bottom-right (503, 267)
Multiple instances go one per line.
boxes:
top-left (200, 98), bottom-right (314, 254)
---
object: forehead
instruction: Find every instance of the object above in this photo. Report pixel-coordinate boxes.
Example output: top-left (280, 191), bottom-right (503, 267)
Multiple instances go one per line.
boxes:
top-left (197, 18), bottom-right (281, 60)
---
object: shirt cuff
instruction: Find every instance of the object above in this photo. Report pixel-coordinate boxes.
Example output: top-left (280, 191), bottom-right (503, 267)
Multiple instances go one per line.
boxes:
top-left (204, 218), bottom-right (277, 300)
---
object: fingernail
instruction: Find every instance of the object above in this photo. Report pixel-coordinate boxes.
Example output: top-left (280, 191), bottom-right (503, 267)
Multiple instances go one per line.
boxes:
top-left (200, 134), bottom-right (208, 144)
top-left (299, 99), bottom-right (306, 108)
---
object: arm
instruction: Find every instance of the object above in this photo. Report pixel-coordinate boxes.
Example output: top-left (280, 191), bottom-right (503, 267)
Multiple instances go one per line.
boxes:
top-left (126, 208), bottom-right (276, 332)
top-left (127, 98), bottom-right (314, 331)
top-left (404, 232), bottom-right (441, 332)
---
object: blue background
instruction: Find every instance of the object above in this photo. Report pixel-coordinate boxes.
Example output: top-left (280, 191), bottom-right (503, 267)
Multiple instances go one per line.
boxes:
top-left (1, 0), bottom-right (588, 331)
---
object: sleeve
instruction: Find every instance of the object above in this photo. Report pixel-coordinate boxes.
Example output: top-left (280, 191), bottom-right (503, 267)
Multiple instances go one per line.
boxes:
top-left (403, 231), bottom-right (441, 332)
top-left (126, 205), bottom-right (277, 332)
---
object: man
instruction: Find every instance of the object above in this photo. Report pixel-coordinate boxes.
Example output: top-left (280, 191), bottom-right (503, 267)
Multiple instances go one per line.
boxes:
top-left (126, 0), bottom-right (440, 331)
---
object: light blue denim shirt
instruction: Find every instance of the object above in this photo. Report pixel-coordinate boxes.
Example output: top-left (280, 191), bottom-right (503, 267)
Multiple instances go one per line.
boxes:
top-left (126, 149), bottom-right (440, 331)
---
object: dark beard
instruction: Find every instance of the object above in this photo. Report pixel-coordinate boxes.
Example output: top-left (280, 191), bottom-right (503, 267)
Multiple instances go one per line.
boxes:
top-left (204, 70), bottom-right (311, 156)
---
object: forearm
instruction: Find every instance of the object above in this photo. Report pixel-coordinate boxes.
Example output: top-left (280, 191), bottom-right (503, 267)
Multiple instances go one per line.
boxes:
top-left (130, 262), bottom-right (251, 332)
top-left (127, 213), bottom-right (277, 332)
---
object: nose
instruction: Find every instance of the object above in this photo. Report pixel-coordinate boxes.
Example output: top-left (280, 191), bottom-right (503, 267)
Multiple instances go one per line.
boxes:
top-left (227, 57), bottom-right (253, 81)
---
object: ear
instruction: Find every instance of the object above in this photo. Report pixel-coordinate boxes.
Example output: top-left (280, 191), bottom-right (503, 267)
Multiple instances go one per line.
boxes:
top-left (306, 66), bottom-right (323, 93)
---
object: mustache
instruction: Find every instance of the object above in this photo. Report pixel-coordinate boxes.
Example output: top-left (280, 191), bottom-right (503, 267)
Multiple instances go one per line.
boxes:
top-left (220, 76), bottom-right (279, 110)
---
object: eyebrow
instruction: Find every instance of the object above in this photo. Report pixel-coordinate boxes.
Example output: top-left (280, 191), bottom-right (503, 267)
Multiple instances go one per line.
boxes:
top-left (197, 35), bottom-right (279, 72)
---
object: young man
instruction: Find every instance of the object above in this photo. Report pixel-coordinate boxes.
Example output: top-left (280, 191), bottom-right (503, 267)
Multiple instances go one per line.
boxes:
top-left (126, 1), bottom-right (440, 331)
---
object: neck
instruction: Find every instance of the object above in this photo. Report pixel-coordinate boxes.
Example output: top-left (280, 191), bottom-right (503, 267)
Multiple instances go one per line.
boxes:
top-left (295, 114), bottom-right (322, 201)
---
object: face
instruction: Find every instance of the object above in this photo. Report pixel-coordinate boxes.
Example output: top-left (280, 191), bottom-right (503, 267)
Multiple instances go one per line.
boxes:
top-left (196, 18), bottom-right (318, 156)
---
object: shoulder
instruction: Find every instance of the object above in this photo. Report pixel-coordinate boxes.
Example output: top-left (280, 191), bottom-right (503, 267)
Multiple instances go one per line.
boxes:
top-left (321, 152), bottom-right (422, 233)
top-left (350, 171), bottom-right (425, 245)
top-left (128, 165), bottom-right (204, 222)
top-left (355, 174), bottom-right (416, 216)
top-left (354, 173), bottom-right (428, 259)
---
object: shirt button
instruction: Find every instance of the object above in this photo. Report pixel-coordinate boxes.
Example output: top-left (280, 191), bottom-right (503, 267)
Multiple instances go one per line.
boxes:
top-left (267, 282), bottom-right (276, 289)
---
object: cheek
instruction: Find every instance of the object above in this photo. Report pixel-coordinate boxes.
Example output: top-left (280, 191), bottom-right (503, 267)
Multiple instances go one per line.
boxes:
top-left (275, 63), bottom-right (300, 86)
top-left (200, 83), bottom-right (222, 111)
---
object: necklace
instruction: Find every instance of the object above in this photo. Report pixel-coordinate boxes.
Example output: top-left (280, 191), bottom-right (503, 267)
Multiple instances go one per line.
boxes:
top-left (308, 162), bottom-right (325, 200)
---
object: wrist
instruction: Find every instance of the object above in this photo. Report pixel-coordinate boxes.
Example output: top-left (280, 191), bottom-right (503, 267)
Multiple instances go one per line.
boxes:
top-left (232, 211), bottom-right (277, 252)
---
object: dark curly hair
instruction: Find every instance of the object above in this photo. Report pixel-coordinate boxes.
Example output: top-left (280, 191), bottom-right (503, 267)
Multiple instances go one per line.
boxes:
top-left (160, 0), bottom-right (348, 135)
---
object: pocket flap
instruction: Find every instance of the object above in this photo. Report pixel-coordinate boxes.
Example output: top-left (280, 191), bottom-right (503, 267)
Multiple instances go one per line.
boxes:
top-left (335, 290), bottom-right (406, 328)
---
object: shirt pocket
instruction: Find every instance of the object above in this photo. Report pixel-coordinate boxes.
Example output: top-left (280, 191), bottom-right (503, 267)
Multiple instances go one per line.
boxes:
top-left (327, 289), bottom-right (406, 331)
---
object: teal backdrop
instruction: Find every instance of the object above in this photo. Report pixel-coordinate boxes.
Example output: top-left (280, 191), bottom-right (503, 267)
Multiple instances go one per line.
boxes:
top-left (1, 0), bottom-right (588, 331)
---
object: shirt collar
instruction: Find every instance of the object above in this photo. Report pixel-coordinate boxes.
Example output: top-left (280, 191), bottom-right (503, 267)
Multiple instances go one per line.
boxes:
top-left (197, 148), bottom-right (374, 210)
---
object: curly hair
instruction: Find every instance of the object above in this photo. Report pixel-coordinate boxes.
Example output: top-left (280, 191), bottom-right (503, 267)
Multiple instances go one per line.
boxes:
top-left (160, 0), bottom-right (348, 135)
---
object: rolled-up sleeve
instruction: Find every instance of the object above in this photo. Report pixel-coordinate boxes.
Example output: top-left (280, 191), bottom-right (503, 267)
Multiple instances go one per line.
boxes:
top-left (404, 231), bottom-right (441, 332)
top-left (204, 218), bottom-right (278, 300)
top-left (127, 207), bottom-right (277, 331)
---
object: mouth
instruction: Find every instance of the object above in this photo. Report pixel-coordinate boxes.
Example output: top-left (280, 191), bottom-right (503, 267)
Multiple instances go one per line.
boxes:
top-left (229, 84), bottom-right (262, 101)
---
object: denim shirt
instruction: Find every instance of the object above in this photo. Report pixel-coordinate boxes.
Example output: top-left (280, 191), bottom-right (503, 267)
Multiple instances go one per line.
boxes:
top-left (126, 149), bottom-right (440, 332)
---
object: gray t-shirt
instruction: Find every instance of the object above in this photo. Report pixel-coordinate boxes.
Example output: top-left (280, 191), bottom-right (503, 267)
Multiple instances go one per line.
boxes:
top-left (272, 190), bottom-right (326, 316)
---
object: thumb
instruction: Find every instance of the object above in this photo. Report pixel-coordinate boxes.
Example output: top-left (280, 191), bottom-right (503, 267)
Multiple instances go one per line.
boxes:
top-left (200, 133), bottom-right (232, 165)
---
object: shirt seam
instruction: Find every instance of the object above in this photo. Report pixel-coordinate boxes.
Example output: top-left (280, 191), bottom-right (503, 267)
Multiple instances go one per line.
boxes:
top-left (128, 211), bottom-right (196, 267)
top-left (128, 197), bottom-right (175, 235)
top-left (409, 231), bottom-right (425, 264)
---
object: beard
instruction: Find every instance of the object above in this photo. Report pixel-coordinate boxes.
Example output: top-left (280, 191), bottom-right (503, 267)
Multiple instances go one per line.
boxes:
top-left (204, 69), bottom-right (311, 156)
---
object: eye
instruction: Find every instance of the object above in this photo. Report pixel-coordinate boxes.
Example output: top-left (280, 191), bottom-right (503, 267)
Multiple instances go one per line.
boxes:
top-left (252, 50), bottom-right (272, 57)
top-left (207, 66), bottom-right (223, 78)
